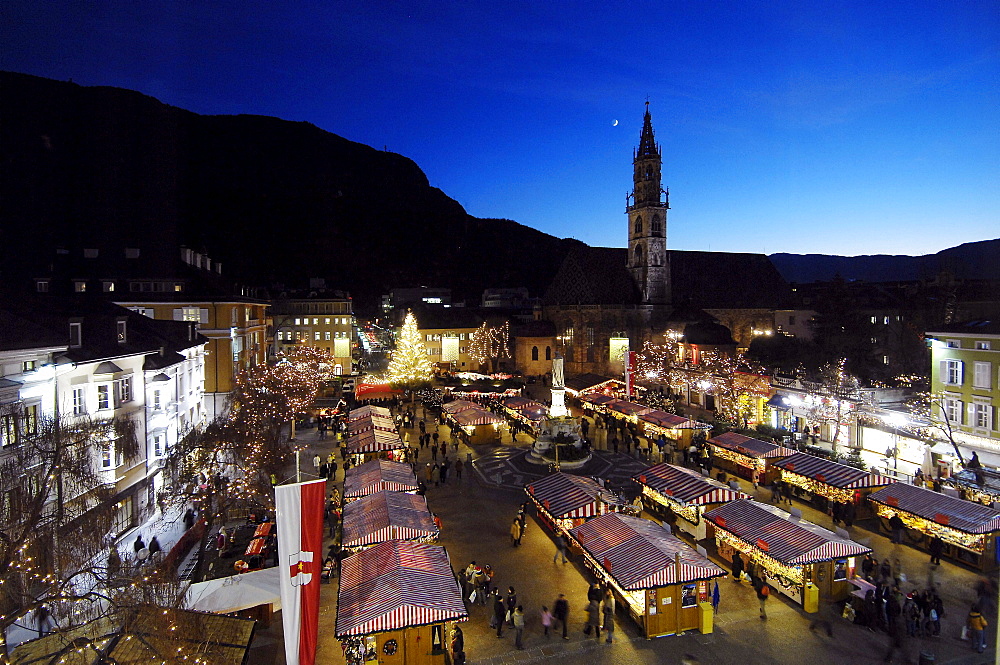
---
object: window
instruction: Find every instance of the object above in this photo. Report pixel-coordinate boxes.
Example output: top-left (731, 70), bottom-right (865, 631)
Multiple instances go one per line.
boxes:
top-left (944, 359), bottom-right (963, 386)
top-left (651, 214), bottom-right (662, 236)
top-left (946, 339), bottom-right (960, 348)
top-left (973, 403), bottom-right (992, 430)
top-left (36, 280), bottom-right (49, 293)
top-left (870, 316), bottom-right (877, 324)
top-left (117, 376), bottom-right (132, 403)
top-left (73, 387), bottom-right (86, 415)
top-left (943, 398), bottom-right (962, 425)
top-left (325, 318), bottom-right (331, 324)
top-left (532, 346), bottom-right (539, 361)
top-left (74, 281), bottom-right (86, 293)
top-left (633, 245), bottom-right (643, 265)
top-left (976, 341), bottom-right (992, 350)
top-left (101, 445), bottom-right (114, 469)
top-left (883, 316), bottom-right (889, 325)
top-left (325, 332), bottom-right (331, 341)
top-left (180, 307), bottom-right (201, 322)
top-left (22, 360), bottom-right (36, 373)
top-left (173, 284), bottom-right (183, 292)
top-left (313, 318), bottom-right (319, 325)
top-left (152, 390), bottom-right (161, 410)
top-left (103, 281), bottom-right (115, 292)
top-left (545, 346), bottom-right (552, 361)
top-left (973, 362), bottom-right (992, 389)
top-left (117, 319), bottom-right (127, 344)
top-left (97, 384), bottom-right (111, 410)
top-left (634, 216), bottom-right (643, 234)
top-left (69, 322), bottom-right (82, 348)
top-left (1, 414), bottom-right (16, 446)
top-left (314, 331), bottom-right (321, 341)
top-left (23, 404), bottom-right (38, 437)
top-left (153, 434), bottom-right (164, 458)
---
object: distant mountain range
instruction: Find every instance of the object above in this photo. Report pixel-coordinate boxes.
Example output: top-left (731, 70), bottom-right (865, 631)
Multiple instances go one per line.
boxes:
top-left (769, 239), bottom-right (1000, 284)
top-left (1, 71), bottom-right (995, 313)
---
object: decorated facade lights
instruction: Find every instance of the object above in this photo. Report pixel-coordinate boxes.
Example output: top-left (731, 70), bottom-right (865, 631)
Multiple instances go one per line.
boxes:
top-left (869, 502), bottom-right (988, 552)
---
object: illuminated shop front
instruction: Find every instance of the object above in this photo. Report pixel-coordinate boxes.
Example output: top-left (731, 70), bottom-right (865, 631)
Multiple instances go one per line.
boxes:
top-left (564, 375), bottom-right (630, 398)
top-left (337, 541), bottom-right (468, 665)
top-left (343, 459), bottom-right (419, 503)
top-left (639, 411), bottom-right (710, 452)
top-left (501, 396), bottom-right (548, 432)
top-left (525, 472), bottom-right (628, 534)
top-left (633, 463), bottom-right (747, 540)
top-left (605, 399), bottom-right (654, 425)
top-left (346, 429), bottom-right (407, 466)
top-left (340, 490), bottom-right (439, 553)
top-left (773, 452), bottom-right (893, 518)
top-left (867, 483), bottom-right (1000, 571)
top-left (442, 400), bottom-right (506, 444)
top-left (579, 393), bottom-right (618, 415)
top-left (704, 500), bottom-right (870, 608)
top-left (707, 432), bottom-right (795, 485)
top-left (570, 512), bottom-right (726, 638)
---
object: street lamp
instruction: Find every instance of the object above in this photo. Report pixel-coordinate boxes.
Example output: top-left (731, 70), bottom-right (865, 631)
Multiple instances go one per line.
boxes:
top-left (882, 412), bottom-right (908, 476)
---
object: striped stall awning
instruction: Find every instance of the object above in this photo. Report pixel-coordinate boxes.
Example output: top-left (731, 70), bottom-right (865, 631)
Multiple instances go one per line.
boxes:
top-left (347, 429), bottom-right (406, 454)
top-left (526, 472), bottom-right (624, 519)
top-left (867, 483), bottom-right (1000, 535)
top-left (341, 490), bottom-right (439, 548)
top-left (336, 540), bottom-right (468, 637)
top-left (608, 400), bottom-right (653, 417)
top-left (708, 432), bottom-right (796, 459)
top-left (349, 414), bottom-right (397, 436)
top-left (639, 411), bottom-right (705, 430)
top-left (441, 400), bottom-right (480, 414)
top-left (502, 397), bottom-right (549, 421)
top-left (570, 513), bottom-right (727, 589)
top-left (344, 459), bottom-right (420, 499)
top-left (450, 408), bottom-right (504, 426)
top-left (580, 393), bottom-right (617, 407)
top-left (349, 405), bottom-right (392, 422)
top-left (634, 464), bottom-right (748, 506)
top-left (704, 499), bottom-right (871, 565)
top-left (774, 453), bottom-right (895, 490)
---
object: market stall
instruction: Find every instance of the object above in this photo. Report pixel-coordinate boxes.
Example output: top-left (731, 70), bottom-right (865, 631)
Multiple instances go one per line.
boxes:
top-left (525, 472), bottom-right (629, 534)
top-left (349, 405), bottom-right (393, 423)
top-left (867, 483), bottom-right (1000, 571)
top-left (704, 499), bottom-right (871, 608)
top-left (346, 429), bottom-right (407, 465)
top-left (606, 399), bottom-right (654, 424)
top-left (633, 464), bottom-right (748, 539)
top-left (344, 459), bottom-right (420, 502)
top-left (579, 393), bottom-right (618, 415)
top-left (442, 401), bottom-right (506, 444)
top-left (569, 512), bottom-right (726, 638)
top-left (639, 411), bottom-right (710, 453)
top-left (773, 452), bottom-right (894, 518)
top-left (440, 400), bottom-right (479, 415)
top-left (707, 432), bottom-right (795, 485)
top-left (341, 490), bottom-right (439, 552)
top-left (565, 373), bottom-right (629, 397)
top-left (336, 540), bottom-right (468, 665)
top-left (501, 396), bottom-right (549, 430)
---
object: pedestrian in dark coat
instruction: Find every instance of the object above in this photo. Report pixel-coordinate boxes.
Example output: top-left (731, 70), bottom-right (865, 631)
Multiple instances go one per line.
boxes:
top-left (755, 581), bottom-right (769, 620)
top-left (602, 590), bottom-right (615, 643)
top-left (493, 593), bottom-right (506, 637)
top-left (929, 535), bottom-right (943, 565)
top-left (553, 594), bottom-right (569, 639)
top-left (553, 532), bottom-right (568, 563)
top-left (731, 552), bottom-right (744, 583)
top-left (134, 535), bottom-right (145, 553)
top-left (506, 587), bottom-right (517, 626)
top-left (584, 599), bottom-right (601, 639)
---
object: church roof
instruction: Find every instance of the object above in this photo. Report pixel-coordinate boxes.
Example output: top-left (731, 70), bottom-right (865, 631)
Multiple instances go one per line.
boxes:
top-left (637, 103), bottom-right (660, 159)
top-left (542, 246), bottom-right (792, 310)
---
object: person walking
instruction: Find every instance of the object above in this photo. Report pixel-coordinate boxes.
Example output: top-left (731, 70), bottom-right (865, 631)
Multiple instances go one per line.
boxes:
top-left (584, 598), bottom-right (601, 639)
top-left (553, 532), bottom-right (568, 563)
top-left (451, 625), bottom-right (465, 663)
top-left (312, 453), bottom-right (321, 474)
top-left (441, 457), bottom-right (450, 484)
top-left (431, 444), bottom-right (438, 461)
top-left (929, 535), bottom-right (943, 565)
top-left (510, 519), bottom-right (522, 546)
top-left (755, 580), bottom-right (770, 620)
top-left (455, 457), bottom-right (464, 482)
top-left (553, 593), bottom-right (569, 640)
top-left (513, 606), bottom-right (525, 649)
top-left (889, 514), bottom-right (905, 544)
top-left (431, 463), bottom-right (440, 486)
top-left (602, 590), bottom-right (615, 643)
top-left (967, 604), bottom-right (988, 653)
top-left (540, 606), bottom-right (553, 638)
top-left (493, 591), bottom-right (506, 637)
top-left (516, 510), bottom-right (527, 545)
top-left (506, 587), bottom-right (518, 627)
top-left (731, 552), bottom-right (744, 583)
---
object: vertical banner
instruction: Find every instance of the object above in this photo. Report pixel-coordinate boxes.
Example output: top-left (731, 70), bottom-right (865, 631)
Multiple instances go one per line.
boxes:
top-left (275, 479), bottom-right (327, 665)
top-left (625, 351), bottom-right (637, 398)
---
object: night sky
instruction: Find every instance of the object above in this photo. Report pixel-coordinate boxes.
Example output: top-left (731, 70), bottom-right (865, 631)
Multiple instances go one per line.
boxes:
top-left (5, 1), bottom-right (998, 256)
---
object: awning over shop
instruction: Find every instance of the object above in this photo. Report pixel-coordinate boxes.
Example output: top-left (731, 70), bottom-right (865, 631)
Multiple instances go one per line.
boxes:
top-left (704, 500), bottom-right (871, 565)
top-left (344, 459), bottom-right (420, 499)
top-left (450, 408), bottom-right (504, 427)
top-left (355, 383), bottom-right (403, 401)
top-left (185, 567), bottom-right (281, 614)
top-left (775, 453), bottom-right (894, 490)
top-left (341, 490), bottom-right (439, 549)
top-left (502, 396), bottom-right (549, 422)
top-left (708, 432), bottom-right (796, 460)
top-left (336, 540), bottom-right (468, 637)
top-left (570, 513), bottom-right (726, 589)
top-left (634, 464), bottom-right (747, 506)
top-left (526, 472), bottom-right (627, 519)
top-left (349, 415), bottom-right (396, 435)
top-left (766, 395), bottom-right (791, 411)
top-left (349, 405), bottom-right (392, 422)
top-left (346, 429), bottom-right (405, 454)
top-left (565, 373), bottom-right (621, 395)
top-left (867, 483), bottom-right (1000, 535)
top-left (441, 400), bottom-right (479, 414)
top-left (608, 400), bottom-right (653, 418)
top-left (639, 410), bottom-right (707, 430)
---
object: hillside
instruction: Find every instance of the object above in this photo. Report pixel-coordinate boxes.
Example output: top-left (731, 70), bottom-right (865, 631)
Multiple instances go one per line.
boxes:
top-left (0, 71), bottom-right (581, 311)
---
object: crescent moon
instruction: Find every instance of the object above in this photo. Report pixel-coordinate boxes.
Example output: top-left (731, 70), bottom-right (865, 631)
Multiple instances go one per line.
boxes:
top-left (612, 119), bottom-right (619, 126)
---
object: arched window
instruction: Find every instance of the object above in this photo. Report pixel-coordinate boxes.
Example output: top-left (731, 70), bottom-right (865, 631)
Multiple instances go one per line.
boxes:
top-left (651, 214), bottom-right (662, 236)
top-left (531, 346), bottom-right (539, 361)
top-left (634, 245), bottom-right (643, 265)
top-left (545, 346), bottom-right (552, 360)
top-left (634, 216), bottom-right (642, 235)
top-left (645, 167), bottom-right (653, 181)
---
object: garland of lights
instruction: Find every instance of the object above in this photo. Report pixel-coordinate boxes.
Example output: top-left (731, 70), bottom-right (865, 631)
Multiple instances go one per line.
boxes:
top-left (710, 446), bottom-right (767, 473)
top-left (469, 321), bottom-right (511, 366)
top-left (779, 471), bottom-right (857, 504)
top-left (939, 478), bottom-right (1000, 507)
top-left (641, 486), bottom-right (700, 525)
top-left (870, 502), bottom-right (988, 553)
top-left (713, 528), bottom-right (803, 590)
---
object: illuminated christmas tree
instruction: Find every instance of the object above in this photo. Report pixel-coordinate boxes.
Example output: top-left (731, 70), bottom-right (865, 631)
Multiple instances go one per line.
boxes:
top-left (386, 311), bottom-right (434, 393)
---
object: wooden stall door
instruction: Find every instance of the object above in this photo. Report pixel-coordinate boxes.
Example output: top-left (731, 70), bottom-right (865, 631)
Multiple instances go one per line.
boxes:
top-left (646, 587), bottom-right (677, 637)
top-left (377, 630), bottom-right (404, 665)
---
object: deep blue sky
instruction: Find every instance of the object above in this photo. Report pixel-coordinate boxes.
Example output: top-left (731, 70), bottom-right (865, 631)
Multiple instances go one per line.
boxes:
top-left (4, 1), bottom-right (998, 256)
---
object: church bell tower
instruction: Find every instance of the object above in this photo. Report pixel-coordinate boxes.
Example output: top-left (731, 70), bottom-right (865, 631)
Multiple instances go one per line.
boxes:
top-left (626, 102), bottom-right (670, 305)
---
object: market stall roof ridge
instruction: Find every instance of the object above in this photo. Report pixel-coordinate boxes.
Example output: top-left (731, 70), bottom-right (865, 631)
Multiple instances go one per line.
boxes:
top-left (346, 429), bottom-right (405, 454)
top-left (450, 407), bottom-right (504, 426)
top-left (336, 540), bottom-right (468, 637)
top-left (344, 459), bottom-right (420, 498)
top-left (349, 404), bottom-right (392, 422)
top-left (441, 399), bottom-right (480, 414)
top-left (708, 432), bottom-right (796, 459)
top-left (526, 472), bottom-right (627, 519)
top-left (635, 463), bottom-right (748, 505)
top-left (341, 490), bottom-right (439, 548)
top-left (565, 373), bottom-right (620, 394)
top-left (774, 452), bottom-right (894, 489)
top-left (704, 499), bottom-right (871, 565)
top-left (639, 410), bottom-right (706, 429)
top-left (608, 400), bottom-right (654, 417)
top-left (570, 512), bottom-right (726, 589)
top-left (867, 483), bottom-right (1000, 534)
top-left (580, 393), bottom-right (618, 406)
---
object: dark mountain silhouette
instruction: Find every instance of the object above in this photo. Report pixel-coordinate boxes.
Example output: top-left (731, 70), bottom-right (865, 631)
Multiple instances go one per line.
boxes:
top-left (770, 238), bottom-right (1000, 284)
top-left (0, 71), bottom-right (582, 312)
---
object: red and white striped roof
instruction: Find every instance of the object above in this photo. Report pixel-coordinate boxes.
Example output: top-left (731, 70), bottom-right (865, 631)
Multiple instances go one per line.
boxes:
top-left (775, 453), bottom-right (894, 490)
top-left (450, 408), bottom-right (504, 427)
top-left (580, 393), bottom-right (617, 406)
top-left (336, 540), bottom-right (468, 637)
top-left (526, 472), bottom-right (625, 519)
top-left (868, 483), bottom-right (1000, 535)
top-left (639, 410), bottom-right (707, 429)
top-left (708, 432), bottom-right (796, 459)
top-left (341, 490), bottom-right (439, 548)
top-left (502, 397), bottom-right (548, 421)
top-left (344, 459), bottom-right (420, 499)
top-left (608, 400), bottom-right (653, 417)
top-left (349, 405), bottom-right (392, 422)
top-left (634, 464), bottom-right (748, 506)
top-left (441, 400), bottom-right (480, 414)
top-left (704, 500), bottom-right (870, 564)
top-left (349, 414), bottom-right (397, 436)
top-left (570, 513), bottom-right (726, 589)
top-left (347, 429), bottom-right (406, 454)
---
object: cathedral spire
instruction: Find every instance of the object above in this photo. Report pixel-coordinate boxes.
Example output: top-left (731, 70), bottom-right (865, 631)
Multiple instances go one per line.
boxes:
top-left (637, 100), bottom-right (659, 158)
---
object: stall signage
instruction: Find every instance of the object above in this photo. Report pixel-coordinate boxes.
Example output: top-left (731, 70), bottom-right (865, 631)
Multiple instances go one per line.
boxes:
top-left (715, 517), bottom-right (727, 528)
top-left (543, 499), bottom-right (551, 510)
top-left (885, 496), bottom-right (899, 507)
top-left (603, 557), bottom-right (612, 572)
top-left (785, 463), bottom-right (795, 472)
top-left (665, 488), bottom-right (674, 497)
top-left (638, 475), bottom-right (647, 484)
top-left (528, 485), bottom-right (535, 495)
top-left (934, 513), bottom-right (950, 526)
top-left (816, 473), bottom-right (826, 483)
top-left (756, 538), bottom-right (770, 552)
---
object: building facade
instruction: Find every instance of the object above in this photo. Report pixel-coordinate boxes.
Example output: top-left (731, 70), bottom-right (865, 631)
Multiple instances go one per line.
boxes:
top-left (272, 295), bottom-right (355, 375)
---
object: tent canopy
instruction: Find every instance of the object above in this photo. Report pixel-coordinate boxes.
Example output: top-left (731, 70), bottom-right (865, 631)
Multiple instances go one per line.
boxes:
top-left (526, 472), bottom-right (627, 519)
top-left (185, 567), bottom-right (281, 614)
top-left (775, 453), bottom-right (894, 490)
top-left (349, 405), bottom-right (392, 422)
top-left (344, 459), bottom-right (420, 498)
top-left (634, 463), bottom-right (747, 506)
top-left (708, 432), bottom-right (796, 459)
top-left (341, 490), bottom-right (439, 548)
top-left (868, 483), bottom-right (1000, 535)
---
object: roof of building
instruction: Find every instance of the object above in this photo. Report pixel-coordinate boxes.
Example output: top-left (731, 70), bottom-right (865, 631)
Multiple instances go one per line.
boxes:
top-left (867, 483), bottom-right (1000, 534)
top-left (927, 319), bottom-right (1000, 336)
top-left (634, 463), bottom-right (748, 505)
top-left (774, 453), bottom-right (894, 490)
top-left (344, 459), bottom-right (419, 499)
top-left (565, 373), bottom-right (618, 392)
top-left (341, 490), bottom-right (438, 548)
top-left (525, 472), bottom-right (627, 519)
top-left (707, 432), bottom-right (796, 459)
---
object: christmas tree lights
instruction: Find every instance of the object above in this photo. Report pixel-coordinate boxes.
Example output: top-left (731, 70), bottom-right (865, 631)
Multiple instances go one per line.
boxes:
top-left (384, 311), bottom-right (434, 391)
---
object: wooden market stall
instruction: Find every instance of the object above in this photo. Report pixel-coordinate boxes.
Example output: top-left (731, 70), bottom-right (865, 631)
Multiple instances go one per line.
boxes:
top-left (773, 452), bottom-right (894, 518)
top-left (341, 490), bottom-right (440, 552)
top-left (707, 432), bottom-right (795, 485)
top-left (349, 412), bottom-right (396, 436)
top-left (565, 373), bottom-right (626, 398)
top-left (639, 411), bottom-right (709, 452)
top-left (336, 540), bottom-right (468, 665)
top-left (570, 512), bottom-right (726, 638)
top-left (344, 459), bottom-right (420, 502)
top-left (346, 429), bottom-right (407, 465)
top-left (704, 499), bottom-right (871, 610)
top-left (349, 404), bottom-right (393, 423)
top-left (634, 463), bottom-right (748, 539)
top-left (867, 483), bottom-right (1000, 571)
top-left (605, 399), bottom-right (654, 425)
top-left (442, 400), bottom-right (505, 444)
top-left (579, 392), bottom-right (618, 415)
top-left (525, 472), bottom-right (629, 534)
top-left (440, 400), bottom-right (478, 415)
top-left (501, 396), bottom-right (548, 431)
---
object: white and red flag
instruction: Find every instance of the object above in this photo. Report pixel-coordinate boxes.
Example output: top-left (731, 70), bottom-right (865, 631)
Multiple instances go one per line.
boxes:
top-left (275, 478), bottom-right (326, 665)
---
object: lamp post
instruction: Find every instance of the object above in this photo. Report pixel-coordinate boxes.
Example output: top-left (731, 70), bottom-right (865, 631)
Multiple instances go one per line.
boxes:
top-left (882, 412), bottom-right (908, 479)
